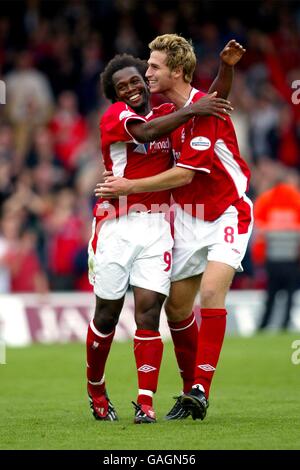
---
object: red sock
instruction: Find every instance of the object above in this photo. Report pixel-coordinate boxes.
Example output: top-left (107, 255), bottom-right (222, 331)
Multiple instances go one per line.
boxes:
top-left (86, 320), bottom-right (115, 397)
top-left (193, 308), bottom-right (227, 398)
top-left (134, 329), bottom-right (163, 406)
top-left (168, 312), bottom-right (198, 393)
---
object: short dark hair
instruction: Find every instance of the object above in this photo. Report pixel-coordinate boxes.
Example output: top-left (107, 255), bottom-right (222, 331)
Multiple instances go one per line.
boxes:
top-left (101, 54), bottom-right (147, 102)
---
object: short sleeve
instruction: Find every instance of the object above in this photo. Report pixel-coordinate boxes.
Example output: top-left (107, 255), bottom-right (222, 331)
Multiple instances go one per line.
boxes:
top-left (176, 116), bottom-right (216, 173)
top-left (150, 103), bottom-right (175, 117)
top-left (100, 102), bottom-right (146, 145)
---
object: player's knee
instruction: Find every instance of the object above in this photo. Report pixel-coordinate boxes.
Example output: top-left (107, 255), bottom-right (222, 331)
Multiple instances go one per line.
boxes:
top-left (93, 304), bottom-right (119, 334)
top-left (165, 300), bottom-right (190, 322)
top-left (200, 287), bottom-right (221, 308)
top-left (134, 292), bottom-right (165, 331)
top-left (136, 315), bottom-right (160, 331)
top-left (93, 313), bottom-right (117, 334)
top-left (135, 303), bottom-right (161, 331)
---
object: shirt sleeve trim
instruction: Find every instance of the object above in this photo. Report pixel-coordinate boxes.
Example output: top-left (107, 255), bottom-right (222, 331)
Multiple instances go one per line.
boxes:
top-left (124, 116), bottom-right (147, 143)
top-left (176, 163), bottom-right (211, 173)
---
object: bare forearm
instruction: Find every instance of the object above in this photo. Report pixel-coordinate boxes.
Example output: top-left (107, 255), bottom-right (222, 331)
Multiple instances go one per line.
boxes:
top-left (128, 107), bottom-right (194, 143)
top-left (131, 167), bottom-right (194, 193)
top-left (209, 62), bottom-right (234, 99)
top-left (96, 167), bottom-right (195, 198)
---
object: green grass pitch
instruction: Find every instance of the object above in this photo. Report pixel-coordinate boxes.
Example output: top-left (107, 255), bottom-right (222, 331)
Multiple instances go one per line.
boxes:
top-left (1, 333), bottom-right (300, 450)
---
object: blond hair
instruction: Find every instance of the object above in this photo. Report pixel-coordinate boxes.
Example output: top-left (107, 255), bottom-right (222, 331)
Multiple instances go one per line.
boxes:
top-left (148, 34), bottom-right (196, 83)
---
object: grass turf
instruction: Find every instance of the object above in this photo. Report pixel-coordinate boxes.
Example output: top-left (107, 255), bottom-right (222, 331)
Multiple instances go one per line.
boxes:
top-left (0, 333), bottom-right (300, 450)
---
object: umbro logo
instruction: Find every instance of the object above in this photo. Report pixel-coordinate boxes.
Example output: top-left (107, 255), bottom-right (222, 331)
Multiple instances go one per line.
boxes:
top-left (92, 341), bottom-right (99, 349)
top-left (138, 364), bottom-right (156, 373)
top-left (198, 364), bottom-right (216, 372)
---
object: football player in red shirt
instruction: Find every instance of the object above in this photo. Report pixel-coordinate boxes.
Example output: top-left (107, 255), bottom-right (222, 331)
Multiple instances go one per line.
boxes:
top-left (98, 35), bottom-right (252, 421)
top-left (87, 48), bottom-right (235, 423)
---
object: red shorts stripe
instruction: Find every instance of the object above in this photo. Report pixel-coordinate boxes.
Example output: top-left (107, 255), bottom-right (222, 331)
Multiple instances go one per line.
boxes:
top-left (91, 215), bottom-right (109, 254)
top-left (233, 197), bottom-right (252, 234)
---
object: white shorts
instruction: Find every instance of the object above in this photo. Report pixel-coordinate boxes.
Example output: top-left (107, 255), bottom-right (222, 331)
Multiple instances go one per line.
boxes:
top-left (171, 195), bottom-right (253, 282)
top-left (88, 212), bottom-right (173, 299)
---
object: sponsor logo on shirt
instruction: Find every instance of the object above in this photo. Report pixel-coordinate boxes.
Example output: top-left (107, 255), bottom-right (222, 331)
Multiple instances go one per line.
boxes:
top-left (149, 139), bottom-right (170, 151)
top-left (190, 136), bottom-right (211, 151)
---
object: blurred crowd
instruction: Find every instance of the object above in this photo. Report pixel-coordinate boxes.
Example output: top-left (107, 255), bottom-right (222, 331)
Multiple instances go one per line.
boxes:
top-left (0, 0), bottom-right (300, 293)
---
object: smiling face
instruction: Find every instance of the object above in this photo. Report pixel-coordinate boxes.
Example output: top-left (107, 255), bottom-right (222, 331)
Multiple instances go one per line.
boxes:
top-left (146, 50), bottom-right (175, 95)
top-left (112, 66), bottom-right (150, 114)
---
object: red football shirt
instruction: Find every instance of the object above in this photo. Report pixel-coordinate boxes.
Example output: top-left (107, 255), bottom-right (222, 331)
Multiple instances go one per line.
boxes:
top-left (95, 101), bottom-right (172, 217)
top-left (171, 88), bottom-right (251, 221)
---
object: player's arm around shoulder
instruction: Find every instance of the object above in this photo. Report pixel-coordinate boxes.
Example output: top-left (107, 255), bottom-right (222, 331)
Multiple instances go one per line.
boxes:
top-left (127, 98), bottom-right (233, 143)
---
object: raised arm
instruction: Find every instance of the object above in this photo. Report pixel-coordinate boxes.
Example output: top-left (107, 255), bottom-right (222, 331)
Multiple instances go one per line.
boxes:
top-left (127, 93), bottom-right (232, 143)
top-left (208, 39), bottom-right (246, 99)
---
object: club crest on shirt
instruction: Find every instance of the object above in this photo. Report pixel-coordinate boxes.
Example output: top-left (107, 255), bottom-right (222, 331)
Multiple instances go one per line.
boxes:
top-left (181, 128), bottom-right (185, 143)
top-left (190, 136), bottom-right (211, 150)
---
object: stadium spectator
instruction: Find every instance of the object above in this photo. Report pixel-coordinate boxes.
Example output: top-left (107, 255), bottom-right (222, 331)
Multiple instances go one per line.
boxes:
top-left (28, 126), bottom-right (68, 191)
top-left (0, 230), bottom-right (11, 292)
top-left (254, 173), bottom-right (300, 330)
top-left (4, 50), bottom-right (54, 163)
top-left (76, 38), bottom-right (104, 115)
top-left (41, 29), bottom-right (79, 97)
top-left (0, 124), bottom-right (17, 166)
top-left (0, 159), bottom-right (13, 206)
top-left (44, 188), bottom-right (84, 291)
top-left (49, 91), bottom-right (88, 170)
top-left (0, 202), bottom-right (48, 293)
top-left (10, 229), bottom-right (49, 293)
